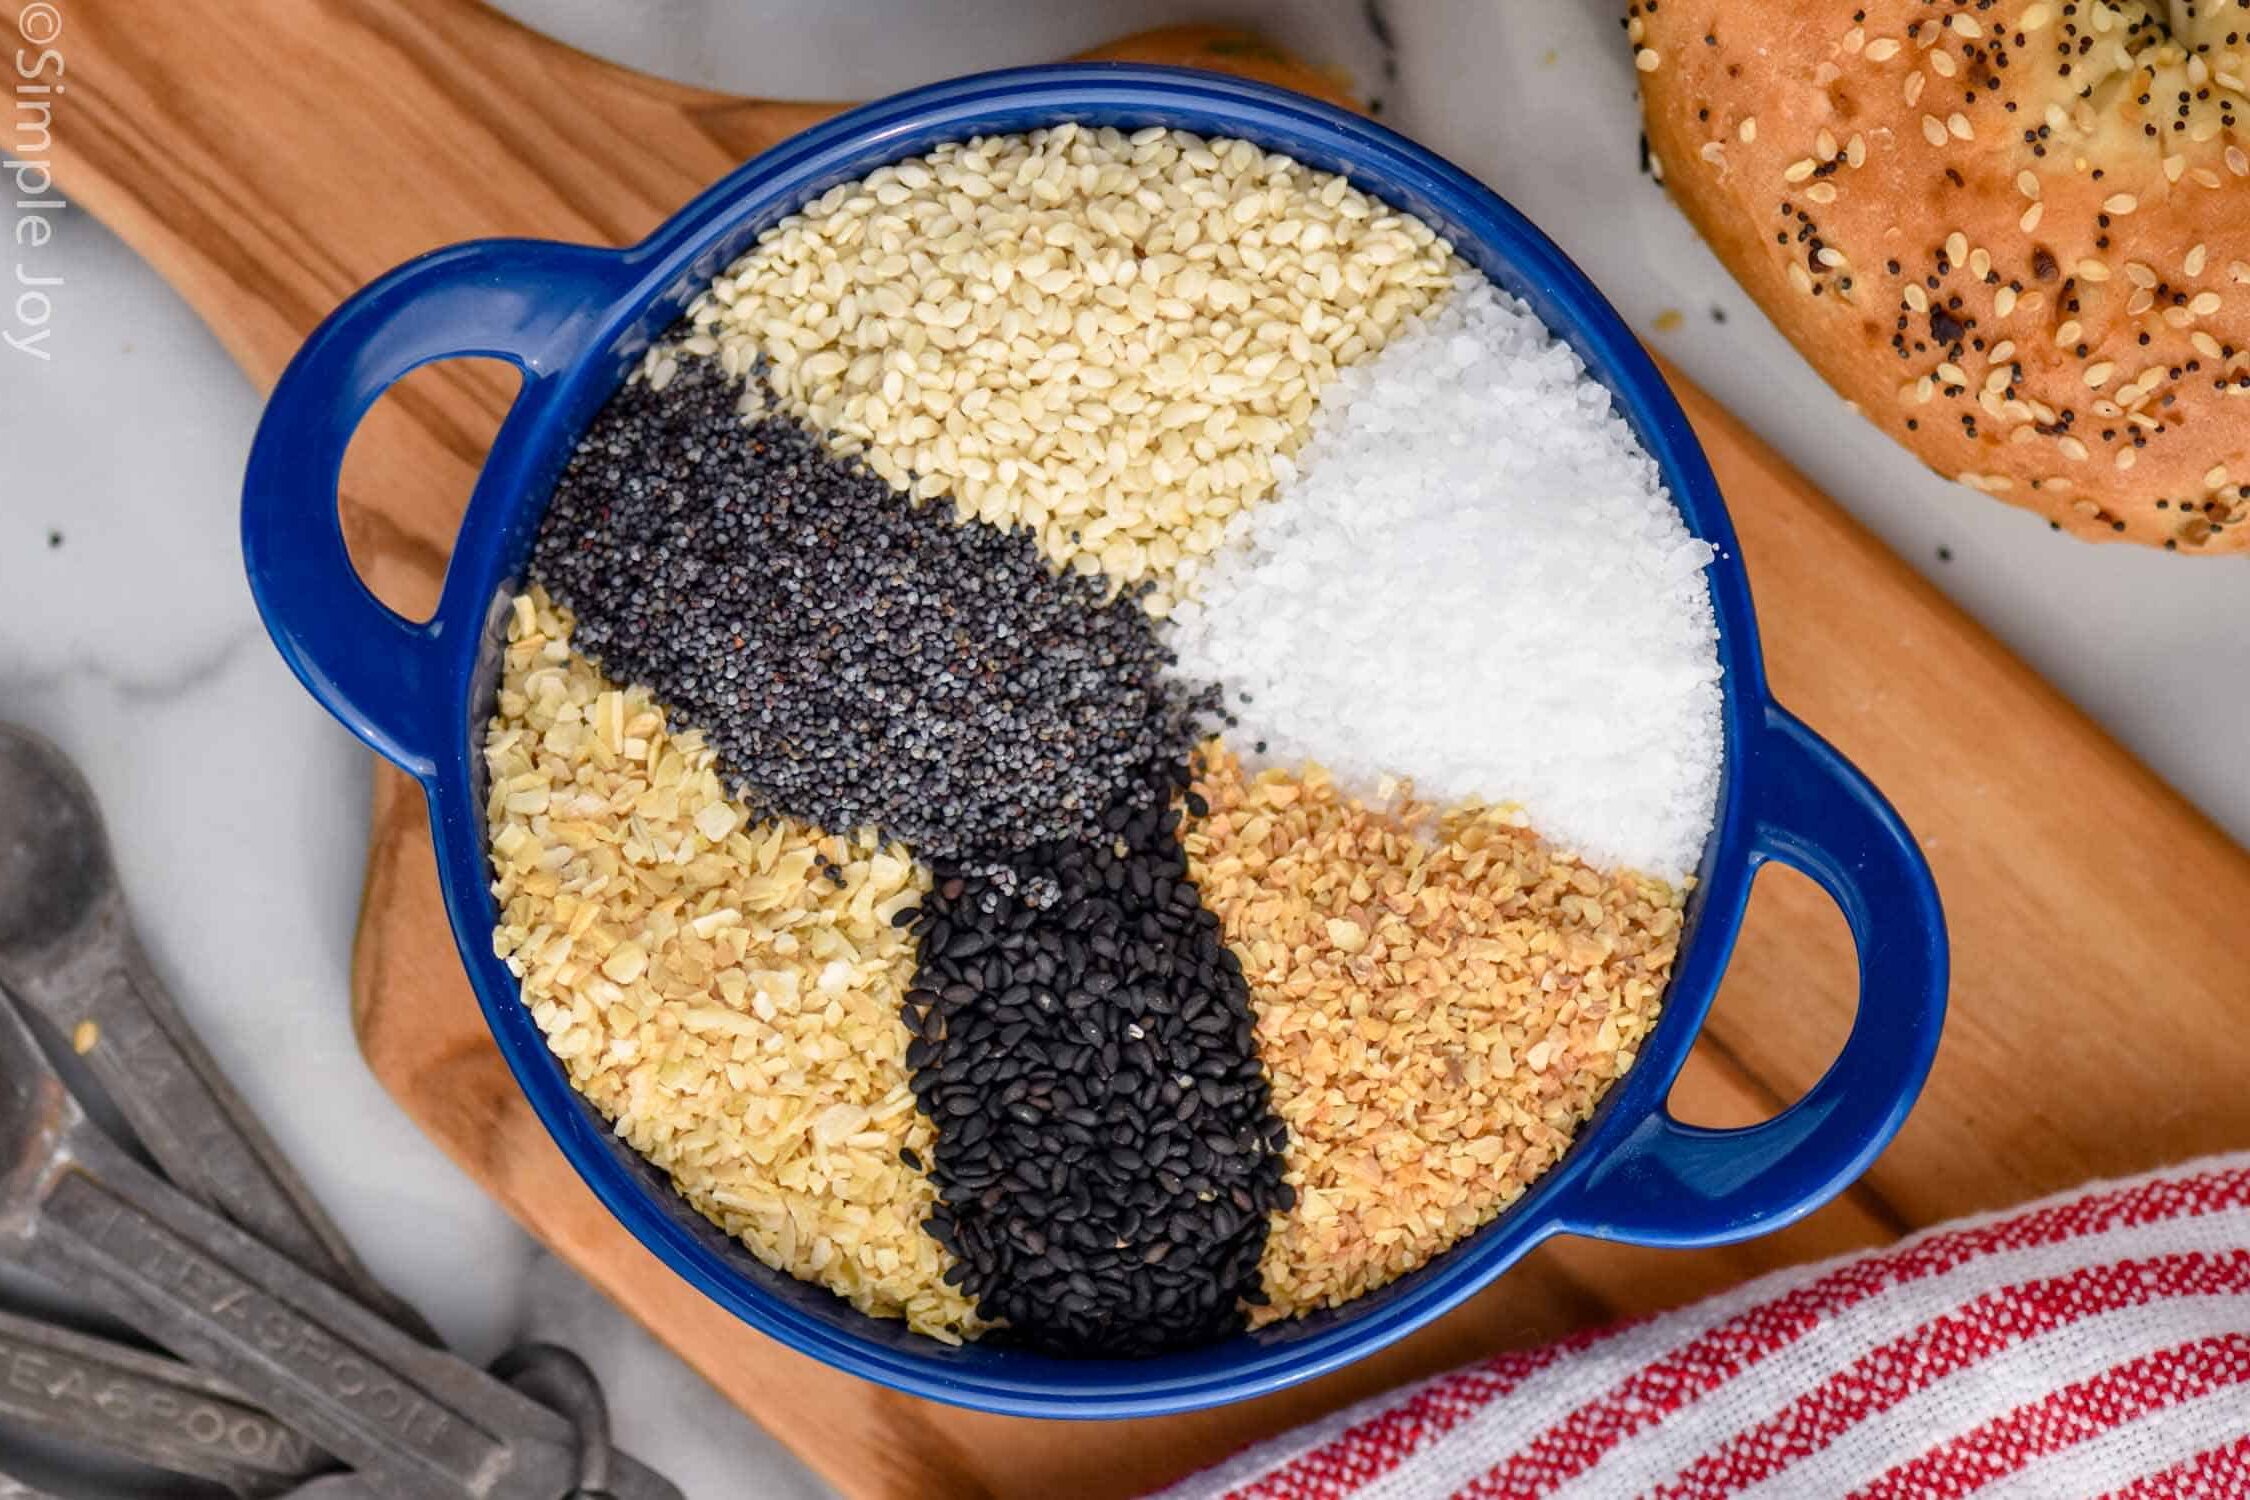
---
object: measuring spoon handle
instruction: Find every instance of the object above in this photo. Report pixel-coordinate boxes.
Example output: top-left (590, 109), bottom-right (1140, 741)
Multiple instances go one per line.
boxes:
top-left (1, 1118), bottom-right (579, 1500)
top-left (7, 899), bottom-right (438, 1344)
top-left (0, 1307), bottom-right (330, 1496)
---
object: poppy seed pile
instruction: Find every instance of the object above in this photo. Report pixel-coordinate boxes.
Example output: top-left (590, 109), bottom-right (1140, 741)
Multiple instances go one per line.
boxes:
top-left (486, 124), bottom-right (1725, 1357)
top-left (531, 360), bottom-right (1202, 869)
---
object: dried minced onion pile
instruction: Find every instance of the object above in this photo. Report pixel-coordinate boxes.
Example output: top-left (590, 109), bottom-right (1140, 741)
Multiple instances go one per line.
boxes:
top-left (483, 124), bottom-right (1723, 1356)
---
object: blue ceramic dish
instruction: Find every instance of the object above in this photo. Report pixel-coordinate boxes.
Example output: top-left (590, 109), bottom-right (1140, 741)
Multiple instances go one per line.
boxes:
top-left (243, 65), bottom-right (1947, 1419)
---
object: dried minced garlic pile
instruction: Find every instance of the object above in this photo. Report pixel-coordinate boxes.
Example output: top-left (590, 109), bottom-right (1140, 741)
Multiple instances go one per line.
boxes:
top-left (1180, 743), bottom-right (1684, 1321)
top-left (483, 588), bottom-right (980, 1339)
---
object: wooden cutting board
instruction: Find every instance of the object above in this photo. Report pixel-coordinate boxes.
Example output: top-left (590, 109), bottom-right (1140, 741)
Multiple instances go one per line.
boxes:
top-left (31, 1), bottom-right (2250, 1495)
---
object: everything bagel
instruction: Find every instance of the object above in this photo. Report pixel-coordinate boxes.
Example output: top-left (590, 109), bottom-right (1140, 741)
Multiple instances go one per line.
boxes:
top-left (1635, 0), bottom-right (2250, 552)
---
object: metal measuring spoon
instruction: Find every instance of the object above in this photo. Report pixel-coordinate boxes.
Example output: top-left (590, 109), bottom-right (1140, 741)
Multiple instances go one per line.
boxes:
top-left (489, 1345), bottom-right (616, 1498)
top-left (0, 988), bottom-right (681, 1500)
top-left (276, 1347), bottom-right (621, 1500)
top-left (0, 723), bottom-right (436, 1344)
top-left (273, 1479), bottom-right (379, 1499)
top-left (0, 1307), bottom-right (326, 1496)
top-left (0, 1316), bottom-right (639, 1498)
top-left (0, 1468), bottom-right (55, 1500)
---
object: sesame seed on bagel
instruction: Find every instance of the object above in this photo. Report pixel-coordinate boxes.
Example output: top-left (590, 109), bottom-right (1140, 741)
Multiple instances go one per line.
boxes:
top-left (1635, 0), bottom-right (2250, 552)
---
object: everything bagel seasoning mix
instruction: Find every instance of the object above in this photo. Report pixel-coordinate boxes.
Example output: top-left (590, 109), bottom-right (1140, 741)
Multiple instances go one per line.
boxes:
top-left (484, 124), bottom-right (1723, 1352)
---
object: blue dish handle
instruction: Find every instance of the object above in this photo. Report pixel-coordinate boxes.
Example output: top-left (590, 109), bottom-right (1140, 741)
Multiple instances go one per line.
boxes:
top-left (1557, 704), bottom-right (1947, 1247)
top-left (241, 238), bottom-right (632, 779)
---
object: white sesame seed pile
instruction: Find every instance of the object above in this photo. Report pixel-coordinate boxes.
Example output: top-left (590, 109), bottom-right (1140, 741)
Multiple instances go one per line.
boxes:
top-left (1168, 275), bottom-right (1725, 882)
top-left (681, 124), bottom-right (1457, 613)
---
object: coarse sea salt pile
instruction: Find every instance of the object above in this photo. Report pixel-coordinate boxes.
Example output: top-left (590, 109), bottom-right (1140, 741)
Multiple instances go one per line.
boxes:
top-left (1167, 274), bottom-right (1724, 882)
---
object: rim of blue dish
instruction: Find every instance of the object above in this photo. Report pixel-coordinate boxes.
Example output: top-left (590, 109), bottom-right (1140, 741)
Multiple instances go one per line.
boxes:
top-left (272, 65), bottom-right (1860, 1418)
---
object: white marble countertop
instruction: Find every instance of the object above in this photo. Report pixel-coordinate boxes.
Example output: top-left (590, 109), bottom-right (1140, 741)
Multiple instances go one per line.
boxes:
top-left (1, 2), bottom-right (2243, 1495)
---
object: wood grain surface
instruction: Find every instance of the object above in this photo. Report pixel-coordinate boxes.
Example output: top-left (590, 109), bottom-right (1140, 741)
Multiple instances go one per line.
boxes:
top-left (25, 2), bottom-right (2250, 1495)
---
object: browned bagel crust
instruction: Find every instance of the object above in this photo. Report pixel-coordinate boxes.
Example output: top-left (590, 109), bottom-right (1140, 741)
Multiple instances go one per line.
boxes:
top-left (1634, 0), bottom-right (2250, 553)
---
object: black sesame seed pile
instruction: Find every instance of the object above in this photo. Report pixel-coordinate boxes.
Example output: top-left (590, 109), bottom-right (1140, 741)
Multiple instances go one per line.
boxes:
top-left (902, 770), bottom-right (1290, 1356)
top-left (531, 358), bottom-right (1206, 865)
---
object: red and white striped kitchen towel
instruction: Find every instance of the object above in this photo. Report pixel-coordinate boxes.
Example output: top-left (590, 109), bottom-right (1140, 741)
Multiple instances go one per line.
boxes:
top-left (1154, 1154), bottom-right (2250, 1499)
